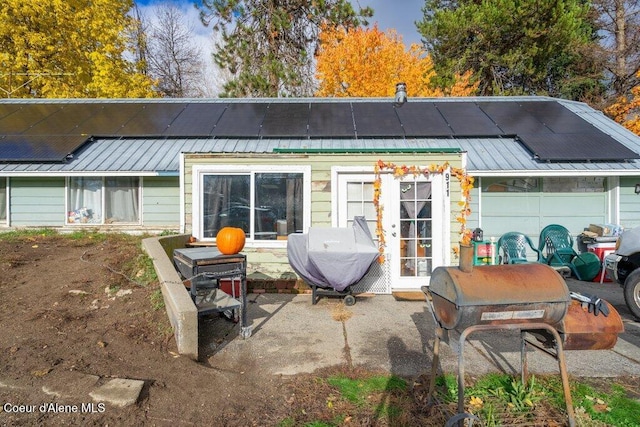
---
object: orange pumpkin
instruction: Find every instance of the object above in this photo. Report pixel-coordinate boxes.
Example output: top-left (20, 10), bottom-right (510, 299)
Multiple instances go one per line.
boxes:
top-left (216, 227), bottom-right (246, 255)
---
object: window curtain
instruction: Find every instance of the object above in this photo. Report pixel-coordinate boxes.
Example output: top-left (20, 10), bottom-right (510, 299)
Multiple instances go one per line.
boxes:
top-left (105, 177), bottom-right (139, 223)
top-left (68, 177), bottom-right (102, 223)
top-left (400, 182), bottom-right (432, 265)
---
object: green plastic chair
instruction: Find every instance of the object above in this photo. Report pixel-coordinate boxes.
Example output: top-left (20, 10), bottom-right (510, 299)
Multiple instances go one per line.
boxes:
top-left (497, 232), bottom-right (541, 264)
top-left (538, 224), bottom-right (600, 281)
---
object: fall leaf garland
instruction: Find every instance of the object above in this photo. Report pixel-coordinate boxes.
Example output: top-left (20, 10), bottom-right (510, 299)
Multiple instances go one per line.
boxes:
top-left (373, 160), bottom-right (474, 263)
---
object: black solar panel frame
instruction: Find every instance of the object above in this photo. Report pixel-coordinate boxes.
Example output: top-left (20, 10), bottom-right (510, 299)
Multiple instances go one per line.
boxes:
top-left (395, 102), bottom-right (453, 137)
top-left (352, 102), bottom-right (404, 138)
top-left (518, 133), bottom-right (640, 161)
top-left (164, 103), bottom-right (226, 137)
top-left (308, 102), bottom-right (355, 138)
top-left (212, 103), bottom-right (268, 137)
top-left (260, 103), bottom-right (310, 137)
top-left (0, 134), bottom-right (89, 162)
top-left (435, 102), bottom-right (502, 136)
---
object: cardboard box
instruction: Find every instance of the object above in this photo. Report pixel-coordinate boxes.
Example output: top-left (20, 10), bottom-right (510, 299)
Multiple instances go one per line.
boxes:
top-left (589, 224), bottom-right (610, 237)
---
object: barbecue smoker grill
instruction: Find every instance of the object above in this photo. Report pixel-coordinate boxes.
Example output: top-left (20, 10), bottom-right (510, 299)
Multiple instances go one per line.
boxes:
top-left (423, 262), bottom-right (623, 427)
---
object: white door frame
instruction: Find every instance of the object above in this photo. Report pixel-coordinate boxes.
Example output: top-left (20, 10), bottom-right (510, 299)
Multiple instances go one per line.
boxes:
top-left (333, 167), bottom-right (450, 291)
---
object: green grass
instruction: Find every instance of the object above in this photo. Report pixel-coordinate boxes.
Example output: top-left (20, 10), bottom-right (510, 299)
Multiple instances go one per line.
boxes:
top-left (327, 374), bottom-right (407, 406)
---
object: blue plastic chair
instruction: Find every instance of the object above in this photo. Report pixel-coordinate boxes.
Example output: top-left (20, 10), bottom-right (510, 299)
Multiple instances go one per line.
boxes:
top-left (538, 224), bottom-right (600, 280)
top-left (497, 232), bottom-right (541, 264)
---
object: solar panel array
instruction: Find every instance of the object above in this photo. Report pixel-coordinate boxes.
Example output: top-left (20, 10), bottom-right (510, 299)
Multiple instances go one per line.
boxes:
top-left (0, 100), bottom-right (637, 162)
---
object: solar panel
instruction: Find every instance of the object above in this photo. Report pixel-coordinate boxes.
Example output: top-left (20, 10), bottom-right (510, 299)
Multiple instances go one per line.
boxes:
top-left (24, 104), bottom-right (99, 135)
top-left (435, 102), bottom-right (501, 136)
top-left (308, 103), bottom-right (354, 137)
top-left (0, 104), bottom-right (22, 121)
top-left (0, 104), bottom-right (62, 134)
top-left (395, 102), bottom-right (452, 137)
top-left (518, 133), bottom-right (640, 161)
top-left (74, 104), bottom-right (145, 136)
top-left (260, 103), bottom-right (309, 137)
top-left (212, 103), bottom-right (268, 137)
top-left (478, 102), bottom-right (551, 135)
top-left (164, 103), bottom-right (226, 136)
top-left (117, 103), bottom-right (187, 136)
top-left (521, 101), bottom-right (599, 134)
top-left (0, 134), bottom-right (89, 162)
top-left (352, 102), bottom-right (404, 137)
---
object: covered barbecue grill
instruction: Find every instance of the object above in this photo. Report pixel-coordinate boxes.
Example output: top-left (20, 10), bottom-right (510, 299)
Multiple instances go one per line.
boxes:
top-left (423, 261), bottom-right (624, 427)
top-left (287, 216), bottom-right (379, 305)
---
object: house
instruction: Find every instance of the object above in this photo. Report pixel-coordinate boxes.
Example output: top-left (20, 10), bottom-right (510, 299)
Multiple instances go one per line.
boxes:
top-left (1, 96), bottom-right (640, 293)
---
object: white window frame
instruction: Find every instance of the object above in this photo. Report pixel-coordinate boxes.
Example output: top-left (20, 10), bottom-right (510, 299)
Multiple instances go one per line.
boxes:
top-left (65, 176), bottom-right (142, 225)
top-left (192, 164), bottom-right (311, 248)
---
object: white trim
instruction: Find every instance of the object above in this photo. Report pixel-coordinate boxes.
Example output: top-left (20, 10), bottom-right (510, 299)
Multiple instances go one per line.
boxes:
top-left (191, 164), bottom-right (311, 248)
top-left (609, 176), bottom-right (620, 225)
top-left (179, 153), bottom-right (186, 234)
top-left (331, 166), bottom-right (375, 228)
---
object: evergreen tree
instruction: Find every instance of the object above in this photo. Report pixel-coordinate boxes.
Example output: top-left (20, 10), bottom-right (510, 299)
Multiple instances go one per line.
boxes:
top-left (417, 0), bottom-right (603, 100)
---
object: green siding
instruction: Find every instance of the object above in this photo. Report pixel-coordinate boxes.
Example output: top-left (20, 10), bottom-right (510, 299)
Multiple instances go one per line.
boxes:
top-left (183, 153), bottom-right (464, 277)
top-left (620, 176), bottom-right (640, 229)
top-left (478, 178), bottom-right (608, 243)
top-left (10, 177), bottom-right (65, 226)
top-left (142, 177), bottom-right (180, 227)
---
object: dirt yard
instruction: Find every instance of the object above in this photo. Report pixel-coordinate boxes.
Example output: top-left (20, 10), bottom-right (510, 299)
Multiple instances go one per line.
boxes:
top-left (0, 232), bottom-right (447, 426)
top-left (0, 232), bottom-right (638, 426)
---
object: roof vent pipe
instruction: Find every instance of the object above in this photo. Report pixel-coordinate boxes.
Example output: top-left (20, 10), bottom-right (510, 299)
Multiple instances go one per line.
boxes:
top-left (394, 82), bottom-right (407, 107)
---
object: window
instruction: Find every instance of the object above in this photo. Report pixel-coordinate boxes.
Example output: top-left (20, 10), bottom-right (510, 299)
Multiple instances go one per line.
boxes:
top-left (0, 178), bottom-right (6, 222)
top-left (194, 165), bottom-right (310, 242)
top-left (67, 177), bottom-right (140, 224)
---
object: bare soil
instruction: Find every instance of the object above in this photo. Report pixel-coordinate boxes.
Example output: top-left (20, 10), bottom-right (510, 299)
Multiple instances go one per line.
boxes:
top-left (0, 233), bottom-right (638, 426)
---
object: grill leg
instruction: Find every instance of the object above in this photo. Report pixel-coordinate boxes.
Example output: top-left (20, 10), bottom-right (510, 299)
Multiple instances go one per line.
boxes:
top-left (426, 327), bottom-right (443, 406)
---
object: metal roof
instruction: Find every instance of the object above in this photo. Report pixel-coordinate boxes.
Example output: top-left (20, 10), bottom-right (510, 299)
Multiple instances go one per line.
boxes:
top-left (1, 96), bottom-right (640, 176)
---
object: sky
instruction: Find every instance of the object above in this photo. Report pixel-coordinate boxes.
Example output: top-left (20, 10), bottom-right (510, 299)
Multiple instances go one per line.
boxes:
top-left (134, 0), bottom-right (425, 95)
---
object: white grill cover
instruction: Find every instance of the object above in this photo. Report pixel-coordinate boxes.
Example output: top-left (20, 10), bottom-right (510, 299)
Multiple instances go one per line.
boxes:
top-left (287, 217), bottom-right (379, 292)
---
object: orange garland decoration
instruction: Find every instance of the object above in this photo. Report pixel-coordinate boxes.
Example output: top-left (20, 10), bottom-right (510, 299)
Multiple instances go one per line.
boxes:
top-left (373, 160), bottom-right (474, 263)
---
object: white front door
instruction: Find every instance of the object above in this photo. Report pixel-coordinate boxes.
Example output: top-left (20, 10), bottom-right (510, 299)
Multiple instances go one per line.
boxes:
top-left (387, 174), bottom-right (447, 289)
top-left (335, 170), bottom-right (449, 292)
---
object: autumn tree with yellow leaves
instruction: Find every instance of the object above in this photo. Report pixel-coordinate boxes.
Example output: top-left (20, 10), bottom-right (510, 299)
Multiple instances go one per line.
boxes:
top-left (606, 72), bottom-right (640, 135)
top-left (315, 25), bottom-right (477, 98)
top-left (0, 0), bottom-right (154, 98)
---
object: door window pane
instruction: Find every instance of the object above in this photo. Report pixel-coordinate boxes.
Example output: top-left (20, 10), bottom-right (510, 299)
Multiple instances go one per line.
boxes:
top-left (400, 181), bottom-right (432, 277)
top-left (105, 177), bottom-right (140, 223)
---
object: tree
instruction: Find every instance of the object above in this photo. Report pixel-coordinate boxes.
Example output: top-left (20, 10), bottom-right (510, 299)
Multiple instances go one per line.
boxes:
top-left (592, 0), bottom-right (640, 102)
top-left (145, 3), bottom-right (206, 97)
top-left (315, 24), bottom-right (477, 97)
top-left (0, 0), bottom-right (154, 98)
top-left (417, 0), bottom-right (602, 100)
top-left (196, 0), bottom-right (373, 97)
top-left (605, 71), bottom-right (640, 135)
